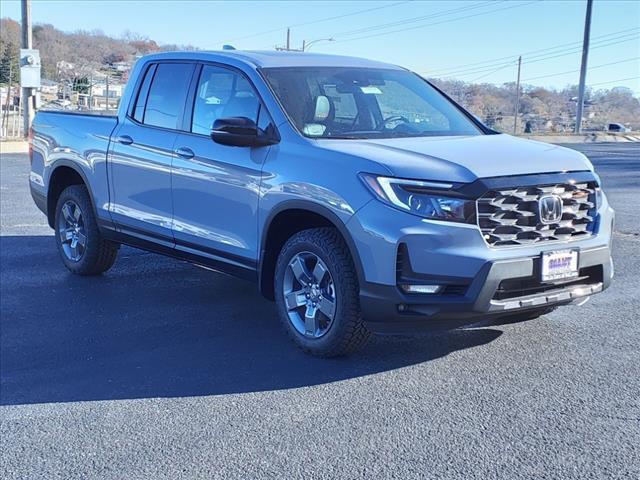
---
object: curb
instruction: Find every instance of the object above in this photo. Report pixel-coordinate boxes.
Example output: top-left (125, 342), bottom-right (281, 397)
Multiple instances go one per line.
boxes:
top-left (0, 141), bottom-right (29, 154)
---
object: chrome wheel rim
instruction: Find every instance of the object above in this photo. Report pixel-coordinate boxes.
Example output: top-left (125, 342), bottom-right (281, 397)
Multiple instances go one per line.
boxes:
top-left (58, 200), bottom-right (86, 262)
top-left (283, 251), bottom-right (336, 338)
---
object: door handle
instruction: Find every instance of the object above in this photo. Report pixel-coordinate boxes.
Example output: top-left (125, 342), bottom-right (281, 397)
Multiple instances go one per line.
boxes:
top-left (115, 135), bottom-right (133, 145)
top-left (174, 147), bottom-right (195, 159)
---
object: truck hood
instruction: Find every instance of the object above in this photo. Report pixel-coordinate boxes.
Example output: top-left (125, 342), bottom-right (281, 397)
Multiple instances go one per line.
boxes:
top-left (316, 134), bottom-right (593, 183)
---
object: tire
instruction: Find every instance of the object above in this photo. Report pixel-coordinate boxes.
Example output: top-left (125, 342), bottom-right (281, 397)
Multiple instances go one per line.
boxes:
top-left (54, 184), bottom-right (119, 275)
top-left (274, 227), bottom-right (371, 357)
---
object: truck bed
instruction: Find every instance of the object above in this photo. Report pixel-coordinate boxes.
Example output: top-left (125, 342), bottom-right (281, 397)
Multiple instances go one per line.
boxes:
top-left (38, 109), bottom-right (118, 118)
top-left (29, 110), bottom-right (119, 227)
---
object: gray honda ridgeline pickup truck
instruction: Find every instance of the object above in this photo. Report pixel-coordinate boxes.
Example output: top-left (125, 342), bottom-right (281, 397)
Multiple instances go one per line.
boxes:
top-left (30, 51), bottom-right (614, 356)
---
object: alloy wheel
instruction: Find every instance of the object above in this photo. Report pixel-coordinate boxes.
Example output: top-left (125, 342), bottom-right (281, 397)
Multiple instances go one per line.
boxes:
top-left (282, 251), bottom-right (336, 338)
top-left (58, 200), bottom-right (87, 262)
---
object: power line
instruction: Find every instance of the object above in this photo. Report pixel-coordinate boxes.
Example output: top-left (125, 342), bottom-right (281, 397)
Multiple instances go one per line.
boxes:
top-left (258, 0), bottom-right (502, 50)
top-left (425, 30), bottom-right (640, 77)
top-left (328, 1), bottom-right (499, 37)
top-left (468, 61), bottom-right (518, 83)
top-left (426, 34), bottom-right (639, 80)
top-left (423, 27), bottom-right (640, 76)
top-left (437, 60), bottom-right (521, 79)
top-left (521, 57), bottom-right (640, 82)
top-left (517, 35), bottom-right (639, 68)
top-left (329, 0), bottom-right (541, 44)
top-left (222, 0), bottom-right (412, 43)
top-left (256, 0), bottom-right (501, 50)
top-left (589, 76), bottom-right (640, 87)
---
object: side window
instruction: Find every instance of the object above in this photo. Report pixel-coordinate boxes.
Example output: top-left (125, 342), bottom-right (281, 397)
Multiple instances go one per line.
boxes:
top-left (143, 63), bottom-right (194, 129)
top-left (131, 64), bottom-right (156, 123)
top-left (257, 104), bottom-right (274, 132)
top-left (191, 65), bottom-right (259, 135)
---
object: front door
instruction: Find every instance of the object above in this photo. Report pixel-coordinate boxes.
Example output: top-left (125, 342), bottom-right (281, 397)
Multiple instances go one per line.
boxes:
top-left (171, 64), bottom-right (273, 266)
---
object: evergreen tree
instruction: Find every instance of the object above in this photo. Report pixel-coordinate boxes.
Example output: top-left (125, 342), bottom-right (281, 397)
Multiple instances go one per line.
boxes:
top-left (0, 42), bottom-right (19, 85)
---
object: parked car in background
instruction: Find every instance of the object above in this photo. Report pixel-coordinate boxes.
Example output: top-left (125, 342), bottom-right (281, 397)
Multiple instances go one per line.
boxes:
top-left (45, 99), bottom-right (73, 110)
top-left (29, 51), bottom-right (614, 356)
top-left (607, 123), bottom-right (630, 133)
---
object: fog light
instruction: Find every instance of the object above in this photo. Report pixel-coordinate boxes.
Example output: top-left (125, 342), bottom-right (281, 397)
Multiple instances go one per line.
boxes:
top-left (400, 284), bottom-right (442, 294)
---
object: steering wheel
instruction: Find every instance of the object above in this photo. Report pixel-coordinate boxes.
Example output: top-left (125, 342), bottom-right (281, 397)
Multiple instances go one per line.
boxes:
top-left (382, 115), bottom-right (411, 129)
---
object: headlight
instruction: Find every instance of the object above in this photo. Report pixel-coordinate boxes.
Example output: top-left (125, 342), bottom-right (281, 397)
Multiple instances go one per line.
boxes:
top-left (595, 186), bottom-right (604, 210)
top-left (360, 174), bottom-right (475, 223)
top-left (592, 173), bottom-right (604, 210)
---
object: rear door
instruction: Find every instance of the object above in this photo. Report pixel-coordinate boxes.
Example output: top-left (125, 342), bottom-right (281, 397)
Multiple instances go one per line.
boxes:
top-left (109, 61), bottom-right (195, 245)
top-left (171, 63), bottom-right (274, 267)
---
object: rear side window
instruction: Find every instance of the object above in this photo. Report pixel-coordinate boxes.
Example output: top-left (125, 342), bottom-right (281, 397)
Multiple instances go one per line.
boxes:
top-left (142, 63), bottom-right (194, 129)
top-left (132, 64), bottom-right (156, 123)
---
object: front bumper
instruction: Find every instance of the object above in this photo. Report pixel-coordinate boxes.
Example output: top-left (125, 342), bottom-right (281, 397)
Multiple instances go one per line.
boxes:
top-left (360, 245), bottom-right (611, 333)
top-left (348, 196), bottom-right (614, 334)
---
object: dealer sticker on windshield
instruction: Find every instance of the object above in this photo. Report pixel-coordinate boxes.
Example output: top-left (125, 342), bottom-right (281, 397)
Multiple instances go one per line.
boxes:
top-left (541, 250), bottom-right (579, 282)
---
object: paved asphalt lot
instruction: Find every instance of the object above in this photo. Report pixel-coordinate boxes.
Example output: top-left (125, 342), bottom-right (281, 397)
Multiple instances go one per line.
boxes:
top-left (1, 142), bottom-right (639, 479)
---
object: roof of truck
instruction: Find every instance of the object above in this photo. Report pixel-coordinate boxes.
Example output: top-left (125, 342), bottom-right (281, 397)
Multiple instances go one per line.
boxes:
top-left (140, 50), bottom-right (404, 70)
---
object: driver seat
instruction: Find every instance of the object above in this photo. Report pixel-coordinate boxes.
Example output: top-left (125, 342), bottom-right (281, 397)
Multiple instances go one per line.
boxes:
top-left (303, 95), bottom-right (334, 136)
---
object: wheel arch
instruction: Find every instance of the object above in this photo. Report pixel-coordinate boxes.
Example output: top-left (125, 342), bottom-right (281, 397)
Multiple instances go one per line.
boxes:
top-left (46, 161), bottom-right (97, 229)
top-left (258, 201), bottom-right (365, 300)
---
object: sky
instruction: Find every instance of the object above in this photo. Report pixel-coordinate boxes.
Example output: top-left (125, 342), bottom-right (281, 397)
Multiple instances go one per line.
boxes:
top-left (2, 0), bottom-right (639, 93)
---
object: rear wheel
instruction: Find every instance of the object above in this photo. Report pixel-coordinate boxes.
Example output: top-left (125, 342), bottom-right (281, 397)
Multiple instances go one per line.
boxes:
top-left (274, 227), bottom-right (370, 357)
top-left (54, 185), bottom-right (118, 275)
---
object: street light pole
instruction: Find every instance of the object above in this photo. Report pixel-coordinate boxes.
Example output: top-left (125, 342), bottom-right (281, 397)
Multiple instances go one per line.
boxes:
top-left (21, 0), bottom-right (33, 138)
top-left (302, 38), bottom-right (334, 51)
top-left (575, 0), bottom-right (593, 134)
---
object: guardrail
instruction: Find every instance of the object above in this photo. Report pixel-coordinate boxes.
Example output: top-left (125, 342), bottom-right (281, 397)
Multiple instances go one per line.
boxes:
top-left (0, 110), bottom-right (23, 140)
top-left (519, 132), bottom-right (640, 143)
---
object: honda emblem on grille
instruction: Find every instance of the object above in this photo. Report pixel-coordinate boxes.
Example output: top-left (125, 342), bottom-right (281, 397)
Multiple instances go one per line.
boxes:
top-left (538, 194), bottom-right (563, 224)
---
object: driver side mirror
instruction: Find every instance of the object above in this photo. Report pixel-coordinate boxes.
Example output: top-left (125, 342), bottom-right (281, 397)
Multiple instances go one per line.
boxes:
top-left (210, 117), bottom-right (278, 148)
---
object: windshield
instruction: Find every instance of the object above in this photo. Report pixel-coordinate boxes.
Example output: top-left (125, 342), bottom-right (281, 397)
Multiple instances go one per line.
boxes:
top-left (261, 67), bottom-right (481, 139)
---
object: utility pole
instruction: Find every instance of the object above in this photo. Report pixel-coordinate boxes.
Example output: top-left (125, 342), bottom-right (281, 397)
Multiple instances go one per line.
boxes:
top-left (286, 28), bottom-right (290, 51)
top-left (575, 0), bottom-right (593, 134)
top-left (89, 72), bottom-right (93, 109)
top-left (513, 55), bottom-right (522, 134)
top-left (105, 73), bottom-right (110, 111)
top-left (21, 0), bottom-right (33, 138)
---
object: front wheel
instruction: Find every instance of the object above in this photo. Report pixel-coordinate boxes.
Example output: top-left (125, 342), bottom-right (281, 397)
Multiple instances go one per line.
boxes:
top-left (54, 185), bottom-right (119, 275)
top-left (274, 227), bottom-right (370, 357)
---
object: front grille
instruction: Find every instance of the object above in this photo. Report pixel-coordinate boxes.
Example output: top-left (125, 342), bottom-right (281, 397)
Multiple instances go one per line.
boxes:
top-left (477, 182), bottom-right (597, 247)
